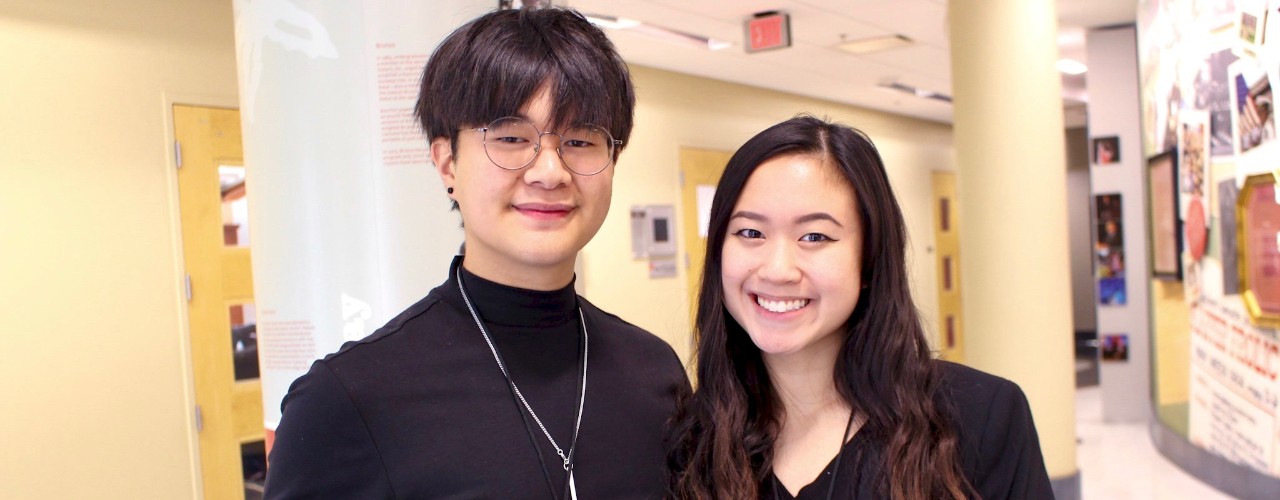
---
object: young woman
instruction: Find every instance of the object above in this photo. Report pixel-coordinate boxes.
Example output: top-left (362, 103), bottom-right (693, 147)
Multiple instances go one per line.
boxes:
top-left (668, 116), bottom-right (1052, 499)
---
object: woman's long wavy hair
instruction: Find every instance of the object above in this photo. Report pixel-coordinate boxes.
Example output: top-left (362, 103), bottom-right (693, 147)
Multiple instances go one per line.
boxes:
top-left (668, 116), bottom-right (971, 499)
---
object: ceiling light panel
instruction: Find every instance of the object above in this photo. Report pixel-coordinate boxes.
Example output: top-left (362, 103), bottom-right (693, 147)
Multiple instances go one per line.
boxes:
top-left (573, 0), bottom-right (741, 42)
top-left (837, 34), bottom-right (914, 54)
top-left (1057, 58), bottom-right (1088, 75)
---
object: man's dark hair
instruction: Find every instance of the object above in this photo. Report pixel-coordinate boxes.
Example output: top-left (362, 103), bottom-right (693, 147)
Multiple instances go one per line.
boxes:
top-left (416, 7), bottom-right (636, 157)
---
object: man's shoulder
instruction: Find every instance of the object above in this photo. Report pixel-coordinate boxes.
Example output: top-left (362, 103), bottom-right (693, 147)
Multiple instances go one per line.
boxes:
top-left (578, 297), bottom-right (687, 376)
top-left (318, 285), bottom-right (461, 371)
top-left (580, 298), bottom-right (675, 350)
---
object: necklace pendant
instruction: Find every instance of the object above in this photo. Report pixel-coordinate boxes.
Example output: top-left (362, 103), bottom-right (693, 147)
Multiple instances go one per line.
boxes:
top-left (569, 472), bottom-right (578, 500)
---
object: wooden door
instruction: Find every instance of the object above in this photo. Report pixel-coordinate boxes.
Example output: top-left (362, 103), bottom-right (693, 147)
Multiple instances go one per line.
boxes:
top-left (175, 105), bottom-right (264, 499)
top-left (932, 171), bottom-right (965, 362)
top-left (679, 148), bottom-right (733, 340)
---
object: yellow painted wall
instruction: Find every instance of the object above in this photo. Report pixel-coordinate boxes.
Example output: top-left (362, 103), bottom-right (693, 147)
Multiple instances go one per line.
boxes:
top-left (584, 65), bottom-right (955, 364)
top-left (1152, 280), bottom-right (1191, 406)
top-left (0, 0), bottom-right (238, 497)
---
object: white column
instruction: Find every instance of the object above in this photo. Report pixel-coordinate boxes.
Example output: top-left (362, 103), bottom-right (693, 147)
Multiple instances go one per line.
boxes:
top-left (231, 0), bottom-right (492, 435)
top-left (1086, 26), bottom-right (1151, 423)
top-left (948, 0), bottom-right (1079, 484)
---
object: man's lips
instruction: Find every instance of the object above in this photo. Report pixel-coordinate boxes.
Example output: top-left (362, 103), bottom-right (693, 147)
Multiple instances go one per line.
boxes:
top-left (514, 202), bottom-right (574, 219)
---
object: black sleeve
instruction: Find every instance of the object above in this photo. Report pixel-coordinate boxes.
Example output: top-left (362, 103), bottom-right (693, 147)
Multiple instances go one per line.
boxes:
top-left (972, 380), bottom-right (1055, 500)
top-left (263, 361), bottom-right (394, 499)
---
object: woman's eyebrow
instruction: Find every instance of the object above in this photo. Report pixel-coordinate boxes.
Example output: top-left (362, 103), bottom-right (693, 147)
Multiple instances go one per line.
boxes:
top-left (794, 212), bottom-right (843, 228)
top-left (729, 210), bottom-right (766, 222)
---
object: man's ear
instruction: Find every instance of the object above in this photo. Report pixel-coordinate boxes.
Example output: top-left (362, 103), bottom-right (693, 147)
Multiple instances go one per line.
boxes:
top-left (430, 137), bottom-right (455, 189)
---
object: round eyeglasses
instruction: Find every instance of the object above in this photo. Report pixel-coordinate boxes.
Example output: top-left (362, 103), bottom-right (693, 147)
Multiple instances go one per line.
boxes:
top-left (471, 116), bottom-right (622, 176)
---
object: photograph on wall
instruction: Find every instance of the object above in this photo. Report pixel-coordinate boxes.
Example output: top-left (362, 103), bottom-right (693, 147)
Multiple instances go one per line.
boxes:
top-left (1192, 46), bottom-right (1240, 157)
top-left (1100, 334), bottom-right (1130, 362)
top-left (1178, 111), bottom-right (1212, 227)
top-left (1238, 173), bottom-right (1280, 327)
top-left (1228, 61), bottom-right (1277, 155)
top-left (1149, 150), bottom-right (1183, 280)
top-left (1220, 179), bottom-right (1241, 294)
top-left (1095, 194), bottom-right (1126, 305)
top-left (1236, 4), bottom-right (1267, 51)
top-left (1141, 12), bottom-right (1177, 154)
top-left (1092, 136), bottom-right (1121, 165)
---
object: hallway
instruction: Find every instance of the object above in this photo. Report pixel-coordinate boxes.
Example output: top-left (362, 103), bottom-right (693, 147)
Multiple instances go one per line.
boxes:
top-left (1076, 387), bottom-right (1231, 499)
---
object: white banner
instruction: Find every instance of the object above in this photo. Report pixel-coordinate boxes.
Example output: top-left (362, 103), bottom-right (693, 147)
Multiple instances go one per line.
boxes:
top-left (232, 0), bottom-right (490, 433)
top-left (1188, 300), bottom-right (1280, 476)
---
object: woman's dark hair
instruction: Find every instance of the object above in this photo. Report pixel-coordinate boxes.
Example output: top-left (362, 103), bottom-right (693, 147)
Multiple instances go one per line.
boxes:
top-left (415, 7), bottom-right (635, 156)
top-left (668, 116), bottom-right (971, 499)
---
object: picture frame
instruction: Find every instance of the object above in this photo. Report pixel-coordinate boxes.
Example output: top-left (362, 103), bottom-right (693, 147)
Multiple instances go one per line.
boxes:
top-left (1148, 150), bottom-right (1182, 280)
top-left (1178, 111), bottom-right (1211, 225)
top-left (1219, 179), bottom-right (1241, 294)
top-left (1238, 7), bottom-right (1266, 48)
top-left (1100, 334), bottom-right (1130, 362)
top-left (1227, 60), bottom-right (1277, 156)
top-left (1092, 136), bottom-right (1120, 165)
top-left (1236, 172), bottom-right (1280, 328)
top-left (1094, 193), bottom-right (1126, 305)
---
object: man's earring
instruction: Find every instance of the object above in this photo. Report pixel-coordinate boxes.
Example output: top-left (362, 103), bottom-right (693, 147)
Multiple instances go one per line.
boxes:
top-left (447, 187), bottom-right (454, 195)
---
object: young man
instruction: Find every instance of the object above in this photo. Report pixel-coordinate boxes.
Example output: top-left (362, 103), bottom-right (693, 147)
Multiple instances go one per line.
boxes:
top-left (264, 7), bottom-right (689, 499)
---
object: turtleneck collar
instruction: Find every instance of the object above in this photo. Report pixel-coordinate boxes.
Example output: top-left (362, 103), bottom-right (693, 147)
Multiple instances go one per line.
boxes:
top-left (451, 256), bottom-right (578, 328)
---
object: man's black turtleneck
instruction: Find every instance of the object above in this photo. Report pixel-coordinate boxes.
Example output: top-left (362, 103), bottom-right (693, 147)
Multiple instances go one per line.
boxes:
top-left (264, 256), bottom-right (690, 499)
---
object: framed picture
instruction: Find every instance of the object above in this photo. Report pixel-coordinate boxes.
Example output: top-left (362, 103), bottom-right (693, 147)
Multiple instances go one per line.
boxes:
top-left (1239, 8), bottom-right (1265, 47)
top-left (1228, 60), bottom-right (1277, 155)
top-left (1178, 111), bottom-right (1211, 225)
top-left (1092, 136), bottom-right (1120, 165)
top-left (1219, 179), bottom-right (1241, 294)
top-left (1095, 194), bottom-right (1126, 305)
top-left (1237, 173), bottom-right (1280, 327)
top-left (1148, 150), bottom-right (1182, 280)
top-left (1192, 46), bottom-right (1239, 158)
top-left (1101, 334), bottom-right (1129, 362)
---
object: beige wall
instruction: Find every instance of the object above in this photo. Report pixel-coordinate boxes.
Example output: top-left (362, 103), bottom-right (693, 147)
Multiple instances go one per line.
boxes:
top-left (0, 0), bottom-right (237, 497)
top-left (584, 65), bottom-right (956, 364)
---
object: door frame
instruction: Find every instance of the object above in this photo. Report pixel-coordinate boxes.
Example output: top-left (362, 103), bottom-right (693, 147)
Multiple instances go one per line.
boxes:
top-left (161, 92), bottom-right (242, 499)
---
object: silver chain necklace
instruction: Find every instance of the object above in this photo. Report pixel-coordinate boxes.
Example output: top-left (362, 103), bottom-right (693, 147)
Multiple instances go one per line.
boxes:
top-left (456, 270), bottom-right (588, 472)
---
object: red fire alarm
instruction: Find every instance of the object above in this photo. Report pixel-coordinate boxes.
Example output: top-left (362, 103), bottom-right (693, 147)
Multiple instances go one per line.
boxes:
top-left (745, 11), bottom-right (791, 53)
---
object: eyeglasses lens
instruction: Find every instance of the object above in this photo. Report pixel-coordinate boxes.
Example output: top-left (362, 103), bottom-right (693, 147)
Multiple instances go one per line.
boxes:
top-left (482, 117), bottom-right (613, 175)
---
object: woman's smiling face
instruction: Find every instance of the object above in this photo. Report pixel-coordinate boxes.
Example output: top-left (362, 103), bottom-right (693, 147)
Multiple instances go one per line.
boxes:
top-left (720, 153), bottom-right (863, 362)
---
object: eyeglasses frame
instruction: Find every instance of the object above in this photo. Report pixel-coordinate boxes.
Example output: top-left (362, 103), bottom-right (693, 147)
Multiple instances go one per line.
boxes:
top-left (469, 116), bottom-right (624, 176)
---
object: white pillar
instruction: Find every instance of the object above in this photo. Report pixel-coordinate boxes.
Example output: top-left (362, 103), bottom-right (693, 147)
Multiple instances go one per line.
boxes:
top-left (1086, 26), bottom-right (1151, 423)
top-left (948, 0), bottom-right (1079, 487)
top-left (231, 0), bottom-right (492, 437)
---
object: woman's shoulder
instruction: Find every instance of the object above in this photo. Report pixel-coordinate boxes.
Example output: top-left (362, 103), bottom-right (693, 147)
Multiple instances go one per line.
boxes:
top-left (932, 360), bottom-right (1034, 439)
top-left (931, 362), bottom-right (1054, 498)
top-left (934, 361), bottom-right (1023, 402)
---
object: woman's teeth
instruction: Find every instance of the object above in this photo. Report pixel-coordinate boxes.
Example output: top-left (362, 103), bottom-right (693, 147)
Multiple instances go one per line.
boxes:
top-left (756, 296), bottom-right (809, 313)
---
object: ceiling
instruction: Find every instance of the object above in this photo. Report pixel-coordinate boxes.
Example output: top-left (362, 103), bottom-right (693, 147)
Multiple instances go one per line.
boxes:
top-left (564, 0), bottom-right (1138, 125)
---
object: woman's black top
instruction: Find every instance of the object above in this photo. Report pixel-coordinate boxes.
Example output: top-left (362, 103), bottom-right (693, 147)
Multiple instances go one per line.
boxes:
top-left (263, 257), bottom-right (690, 499)
top-left (762, 362), bottom-right (1054, 499)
